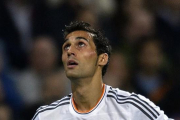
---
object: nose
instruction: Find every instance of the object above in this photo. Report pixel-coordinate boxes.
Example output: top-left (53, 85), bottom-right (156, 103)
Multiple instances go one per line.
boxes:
top-left (67, 46), bottom-right (76, 57)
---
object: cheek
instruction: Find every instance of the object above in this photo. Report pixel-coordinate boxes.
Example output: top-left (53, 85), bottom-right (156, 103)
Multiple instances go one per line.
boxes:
top-left (82, 51), bottom-right (98, 65)
top-left (89, 51), bottom-right (97, 56)
top-left (84, 51), bottom-right (97, 58)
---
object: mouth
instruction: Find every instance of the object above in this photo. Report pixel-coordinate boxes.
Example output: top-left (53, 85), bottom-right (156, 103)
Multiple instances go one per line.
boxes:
top-left (67, 60), bottom-right (78, 68)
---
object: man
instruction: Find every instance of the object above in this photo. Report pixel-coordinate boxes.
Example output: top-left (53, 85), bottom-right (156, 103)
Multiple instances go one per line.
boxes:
top-left (32, 21), bottom-right (173, 120)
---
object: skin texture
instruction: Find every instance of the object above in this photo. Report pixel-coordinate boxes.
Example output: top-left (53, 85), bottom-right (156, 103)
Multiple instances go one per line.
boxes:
top-left (62, 31), bottom-right (98, 80)
top-left (62, 30), bottom-right (108, 112)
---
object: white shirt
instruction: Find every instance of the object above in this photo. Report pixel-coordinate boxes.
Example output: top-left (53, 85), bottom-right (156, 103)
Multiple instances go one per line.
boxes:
top-left (32, 85), bottom-right (173, 120)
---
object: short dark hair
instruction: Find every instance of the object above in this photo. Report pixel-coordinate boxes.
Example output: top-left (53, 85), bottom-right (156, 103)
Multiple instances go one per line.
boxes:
top-left (63, 21), bottom-right (111, 76)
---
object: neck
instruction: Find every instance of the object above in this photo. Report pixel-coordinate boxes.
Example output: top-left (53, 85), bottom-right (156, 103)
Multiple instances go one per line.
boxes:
top-left (71, 74), bottom-right (104, 113)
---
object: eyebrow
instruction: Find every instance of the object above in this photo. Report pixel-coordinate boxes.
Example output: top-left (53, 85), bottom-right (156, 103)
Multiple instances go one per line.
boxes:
top-left (64, 36), bottom-right (89, 43)
top-left (76, 37), bottom-right (89, 42)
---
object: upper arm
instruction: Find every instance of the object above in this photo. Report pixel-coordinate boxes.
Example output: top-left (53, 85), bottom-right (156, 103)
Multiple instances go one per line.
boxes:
top-left (32, 114), bottom-right (39, 120)
top-left (129, 93), bottom-right (173, 120)
top-left (32, 111), bottom-right (40, 120)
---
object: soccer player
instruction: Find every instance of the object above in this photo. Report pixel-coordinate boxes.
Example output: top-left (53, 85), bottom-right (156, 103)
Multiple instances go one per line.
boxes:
top-left (32, 21), bottom-right (173, 120)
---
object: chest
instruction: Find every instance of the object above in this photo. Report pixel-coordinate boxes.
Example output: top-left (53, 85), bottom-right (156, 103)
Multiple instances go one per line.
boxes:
top-left (40, 103), bottom-right (130, 120)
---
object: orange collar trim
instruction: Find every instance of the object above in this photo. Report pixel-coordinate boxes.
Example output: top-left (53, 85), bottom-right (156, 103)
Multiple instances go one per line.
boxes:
top-left (72, 84), bottom-right (105, 113)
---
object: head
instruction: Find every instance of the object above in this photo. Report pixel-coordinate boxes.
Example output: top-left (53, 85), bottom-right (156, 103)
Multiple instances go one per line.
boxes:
top-left (30, 36), bottom-right (58, 74)
top-left (135, 37), bottom-right (163, 74)
top-left (42, 73), bottom-right (67, 104)
top-left (62, 21), bottom-right (111, 78)
top-left (75, 9), bottom-right (99, 29)
top-left (103, 51), bottom-right (130, 89)
top-left (0, 103), bottom-right (12, 120)
top-left (161, 0), bottom-right (180, 11)
top-left (124, 10), bottom-right (155, 44)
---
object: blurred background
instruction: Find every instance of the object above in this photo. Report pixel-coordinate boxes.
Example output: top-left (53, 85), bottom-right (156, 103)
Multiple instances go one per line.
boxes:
top-left (0, 0), bottom-right (180, 119)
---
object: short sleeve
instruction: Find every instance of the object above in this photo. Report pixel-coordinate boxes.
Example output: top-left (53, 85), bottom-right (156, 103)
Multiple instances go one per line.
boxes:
top-left (32, 114), bottom-right (39, 120)
top-left (129, 93), bottom-right (174, 120)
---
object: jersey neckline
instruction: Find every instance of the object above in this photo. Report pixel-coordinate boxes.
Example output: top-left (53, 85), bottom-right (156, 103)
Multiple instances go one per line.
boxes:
top-left (70, 84), bottom-right (107, 115)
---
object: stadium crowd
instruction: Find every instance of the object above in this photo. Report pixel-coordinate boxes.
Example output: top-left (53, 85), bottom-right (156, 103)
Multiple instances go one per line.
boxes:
top-left (0, 0), bottom-right (180, 119)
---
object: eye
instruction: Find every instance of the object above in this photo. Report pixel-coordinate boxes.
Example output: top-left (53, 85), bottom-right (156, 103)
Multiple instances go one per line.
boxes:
top-left (64, 44), bottom-right (70, 51)
top-left (78, 42), bottom-right (85, 47)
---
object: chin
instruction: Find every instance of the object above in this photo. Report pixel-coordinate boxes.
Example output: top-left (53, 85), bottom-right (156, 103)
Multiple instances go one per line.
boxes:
top-left (66, 72), bottom-right (78, 79)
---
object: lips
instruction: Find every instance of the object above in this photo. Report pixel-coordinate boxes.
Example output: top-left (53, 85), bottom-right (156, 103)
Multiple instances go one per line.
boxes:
top-left (67, 60), bottom-right (78, 68)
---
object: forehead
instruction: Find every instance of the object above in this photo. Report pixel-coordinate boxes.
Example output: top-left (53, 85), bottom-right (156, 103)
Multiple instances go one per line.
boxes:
top-left (65, 30), bottom-right (94, 41)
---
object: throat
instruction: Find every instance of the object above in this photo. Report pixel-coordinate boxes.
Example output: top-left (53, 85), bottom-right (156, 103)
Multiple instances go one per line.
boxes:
top-left (72, 84), bottom-right (105, 113)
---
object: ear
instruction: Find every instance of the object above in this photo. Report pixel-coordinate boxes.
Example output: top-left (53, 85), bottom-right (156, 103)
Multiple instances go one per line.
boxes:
top-left (98, 53), bottom-right (108, 66)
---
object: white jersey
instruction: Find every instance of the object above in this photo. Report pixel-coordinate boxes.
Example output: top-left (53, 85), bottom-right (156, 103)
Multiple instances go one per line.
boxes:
top-left (32, 85), bottom-right (173, 120)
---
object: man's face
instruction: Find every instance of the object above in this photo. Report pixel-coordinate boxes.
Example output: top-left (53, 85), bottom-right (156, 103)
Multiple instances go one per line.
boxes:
top-left (62, 30), bottom-right (98, 79)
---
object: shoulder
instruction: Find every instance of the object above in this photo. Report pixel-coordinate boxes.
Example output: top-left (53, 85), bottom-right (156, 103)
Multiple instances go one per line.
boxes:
top-left (106, 86), bottom-right (171, 120)
top-left (107, 86), bottom-right (131, 98)
top-left (32, 94), bottom-right (71, 120)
